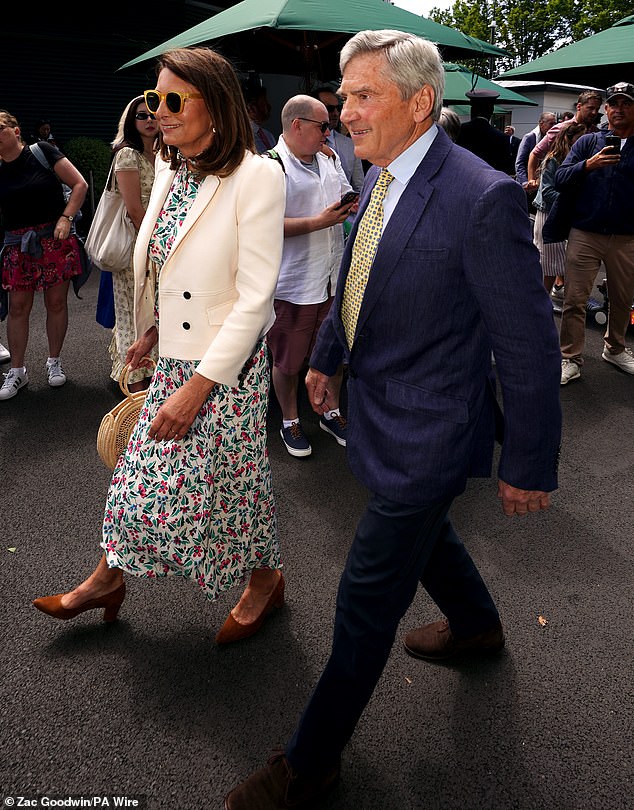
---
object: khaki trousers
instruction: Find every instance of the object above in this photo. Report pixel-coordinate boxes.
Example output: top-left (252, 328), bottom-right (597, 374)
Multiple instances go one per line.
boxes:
top-left (560, 228), bottom-right (634, 364)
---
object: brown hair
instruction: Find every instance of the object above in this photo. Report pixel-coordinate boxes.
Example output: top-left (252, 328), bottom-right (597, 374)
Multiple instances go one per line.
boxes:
top-left (112, 95), bottom-right (156, 155)
top-left (154, 47), bottom-right (255, 177)
top-left (0, 110), bottom-right (20, 129)
top-left (577, 90), bottom-right (602, 106)
top-left (546, 122), bottom-right (589, 164)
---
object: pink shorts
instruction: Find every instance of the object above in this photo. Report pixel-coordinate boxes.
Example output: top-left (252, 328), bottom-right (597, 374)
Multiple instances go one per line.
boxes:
top-left (267, 298), bottom-right (333, 375)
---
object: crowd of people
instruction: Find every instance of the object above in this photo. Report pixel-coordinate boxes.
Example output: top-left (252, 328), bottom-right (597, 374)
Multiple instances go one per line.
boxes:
top-left (1, 27), bottom-right (633, 810)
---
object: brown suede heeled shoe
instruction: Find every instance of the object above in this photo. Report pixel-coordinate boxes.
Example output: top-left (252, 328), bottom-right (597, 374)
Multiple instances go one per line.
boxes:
top-left (216, 573), bottom-right (285, 645)
top-left (32, 582), bottom-right (126, 623)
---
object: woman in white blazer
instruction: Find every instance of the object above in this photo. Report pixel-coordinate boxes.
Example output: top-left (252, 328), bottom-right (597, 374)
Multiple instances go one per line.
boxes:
top-left (33, 47), bottom-right (287, 645)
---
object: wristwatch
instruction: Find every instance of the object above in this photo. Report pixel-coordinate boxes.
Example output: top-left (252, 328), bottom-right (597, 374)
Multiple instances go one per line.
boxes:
top-left (61, 214), bottom-right (74, 222)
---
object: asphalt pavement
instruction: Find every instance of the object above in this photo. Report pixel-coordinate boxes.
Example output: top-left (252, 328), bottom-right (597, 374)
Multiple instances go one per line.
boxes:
top-left (1, 270), bottom-right (633, 810)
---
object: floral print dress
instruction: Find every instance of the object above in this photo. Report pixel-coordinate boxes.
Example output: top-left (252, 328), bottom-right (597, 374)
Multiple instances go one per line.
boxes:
top-left (108, 147), bottom-right (157, 385)
top-left (100, 163), bottom-right (281, 601)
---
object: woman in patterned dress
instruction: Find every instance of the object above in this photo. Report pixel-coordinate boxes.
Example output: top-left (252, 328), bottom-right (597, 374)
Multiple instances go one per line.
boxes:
top-left (33, 47), bottom-right (287, 645)
top-left (106, 95), bottom-right (159, 392)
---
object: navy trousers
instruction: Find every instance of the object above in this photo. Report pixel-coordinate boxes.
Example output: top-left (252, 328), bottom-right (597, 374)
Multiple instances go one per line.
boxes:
top-left (285, 492), bottom-right (500, 772)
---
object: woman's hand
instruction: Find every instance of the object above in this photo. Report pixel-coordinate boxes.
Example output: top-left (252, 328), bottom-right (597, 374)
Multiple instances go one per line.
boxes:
top-left (148, 372), bottom-right (217, 442)
top-left (125, 327), bottom-right (158, 370)
top-left (54, 217), bottom-right (72, 240)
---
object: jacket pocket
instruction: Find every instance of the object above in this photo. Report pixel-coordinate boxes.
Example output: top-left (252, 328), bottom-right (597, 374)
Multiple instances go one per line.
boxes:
top-left (385, 379), bottom-right (469, 424)
top-left (206, 297), bottom-right (237, 325)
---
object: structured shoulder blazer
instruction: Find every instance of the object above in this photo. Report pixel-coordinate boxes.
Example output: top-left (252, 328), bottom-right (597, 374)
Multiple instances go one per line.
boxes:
top-left (133, 150), bottom-right (286, 388)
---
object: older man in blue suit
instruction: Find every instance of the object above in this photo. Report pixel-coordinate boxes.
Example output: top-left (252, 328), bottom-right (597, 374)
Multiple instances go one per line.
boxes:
top-left (226, 29), bottom-right (562, 810)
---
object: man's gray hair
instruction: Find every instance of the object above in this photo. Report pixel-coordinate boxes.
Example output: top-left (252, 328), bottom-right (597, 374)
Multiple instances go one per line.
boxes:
top-left (281, 94), bottom-right (323, 132)
top-left (340, 29), bottom-right (445, 121)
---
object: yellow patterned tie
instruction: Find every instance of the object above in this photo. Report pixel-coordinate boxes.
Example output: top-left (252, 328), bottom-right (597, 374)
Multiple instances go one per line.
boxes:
top-left (341, 168), bottom-right (395, 348)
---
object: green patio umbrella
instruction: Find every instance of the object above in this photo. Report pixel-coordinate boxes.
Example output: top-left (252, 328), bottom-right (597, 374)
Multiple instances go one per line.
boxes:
top-left (498, 15), bottom-right (634, 89)
top-left (443, 63), bottom-right (536, 106)
top-left (120, 0), bottom-right (508, 86)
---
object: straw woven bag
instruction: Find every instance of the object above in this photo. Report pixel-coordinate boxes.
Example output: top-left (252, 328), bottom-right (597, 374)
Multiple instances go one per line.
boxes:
top-left (97, 358), bottom-right (156, 471)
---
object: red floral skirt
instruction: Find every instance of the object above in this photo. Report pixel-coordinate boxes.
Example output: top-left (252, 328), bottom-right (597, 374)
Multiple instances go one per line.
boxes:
top-left (1, 223), bottom-right (83, 292)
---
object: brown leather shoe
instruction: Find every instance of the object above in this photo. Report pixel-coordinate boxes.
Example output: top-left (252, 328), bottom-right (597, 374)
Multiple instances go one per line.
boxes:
top-left (224, 753), bottom-right (340, 809)
top-left (403, 618), bottom-right (505, 661)
top-left (216, 573), bottom-right (285, 645)
top-left (32, 582), bottom-right (126, 623)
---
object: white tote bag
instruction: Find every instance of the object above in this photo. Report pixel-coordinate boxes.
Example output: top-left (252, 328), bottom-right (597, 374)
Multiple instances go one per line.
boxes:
top-left (85, 163), bottom-right (135, 273)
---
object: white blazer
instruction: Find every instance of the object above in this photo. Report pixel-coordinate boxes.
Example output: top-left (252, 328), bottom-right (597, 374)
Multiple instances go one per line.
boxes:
top-left (133, 150), bottom-right (286, 388)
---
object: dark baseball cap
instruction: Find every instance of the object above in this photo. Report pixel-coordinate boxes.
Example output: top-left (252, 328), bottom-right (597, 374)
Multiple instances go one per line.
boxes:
top-left (606, 82), bottom-right (634, 103)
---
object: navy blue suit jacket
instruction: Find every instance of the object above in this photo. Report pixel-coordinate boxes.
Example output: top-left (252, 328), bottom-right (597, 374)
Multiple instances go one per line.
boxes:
top-left (310, 127), bottom-right (562, 505)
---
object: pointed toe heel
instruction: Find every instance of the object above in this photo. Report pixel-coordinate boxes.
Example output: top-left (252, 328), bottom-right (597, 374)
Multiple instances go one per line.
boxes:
top-left (32, 582), bottom-right (126, 623)
top-left (216, 573), bottom-right (285, 645)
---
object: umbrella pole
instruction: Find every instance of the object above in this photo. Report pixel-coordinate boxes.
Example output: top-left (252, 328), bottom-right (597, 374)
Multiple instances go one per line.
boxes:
top-left (303, 31), bottom-right (311, 92)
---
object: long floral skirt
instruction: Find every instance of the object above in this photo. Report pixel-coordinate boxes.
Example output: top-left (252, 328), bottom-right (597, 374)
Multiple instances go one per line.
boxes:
top-left (101, 340), bottom-right (280, 601)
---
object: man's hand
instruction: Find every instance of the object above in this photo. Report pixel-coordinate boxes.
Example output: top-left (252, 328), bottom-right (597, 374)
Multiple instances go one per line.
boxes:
top-left (305, 367), bottom-right (336, 415)
top-left (498, 480), bottom-right (551, 516)
top-left (318, 200), bottom-right (356, 229)
top-left (584, 147), bottom-right (621, 172)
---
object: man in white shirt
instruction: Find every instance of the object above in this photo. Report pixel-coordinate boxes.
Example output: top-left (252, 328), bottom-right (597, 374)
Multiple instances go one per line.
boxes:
top-left (267, 95), bottom-right (356, 457)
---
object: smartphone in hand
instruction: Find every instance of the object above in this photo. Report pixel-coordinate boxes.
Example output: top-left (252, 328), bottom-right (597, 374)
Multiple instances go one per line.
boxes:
top-left (605, 135), bottom-right (621, 154)
top-left (337, 191), bottom-right (359, 209)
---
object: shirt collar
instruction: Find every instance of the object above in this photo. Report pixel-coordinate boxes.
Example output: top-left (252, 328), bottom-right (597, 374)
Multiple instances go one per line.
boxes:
top-left (385, 124), bottom-right (439, 187)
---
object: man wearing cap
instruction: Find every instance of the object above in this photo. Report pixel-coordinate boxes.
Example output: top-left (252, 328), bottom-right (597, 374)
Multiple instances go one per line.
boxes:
top-left (556, 82), bottom-right (634, 384)
top-left (456, 89), bottom-right (515, 174)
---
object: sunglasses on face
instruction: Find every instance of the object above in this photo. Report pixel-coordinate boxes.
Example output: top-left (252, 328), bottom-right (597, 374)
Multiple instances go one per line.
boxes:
top-left (324, 104), bottom-right (342, 113)
top-left (135, 112), bottom-right (156, 121)
top-left (297, 117), bottom-right (331, 134)
top-left (144, 90), bottom-right (203, 115)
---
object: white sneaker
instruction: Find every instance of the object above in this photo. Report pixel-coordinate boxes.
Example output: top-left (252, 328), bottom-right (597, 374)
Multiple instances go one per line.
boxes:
top-left (0, 341), bottom-right (9, 363)
top-left (0, 367), bottom-right (28, 400)
top-left (601, 347), bottom-right (634, 375)
top-left (46, 358), bottom-right (67, 387)
top-left (561, 359), bottom-right (581, 386)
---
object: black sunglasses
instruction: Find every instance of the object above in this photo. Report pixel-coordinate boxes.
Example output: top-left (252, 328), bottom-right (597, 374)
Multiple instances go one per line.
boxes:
top-left (135, 112), bottom-right (156, 121)
top-left (324, 104), bottom-right (342, 113)
top-left (297, 117), bottom-right (330, 134)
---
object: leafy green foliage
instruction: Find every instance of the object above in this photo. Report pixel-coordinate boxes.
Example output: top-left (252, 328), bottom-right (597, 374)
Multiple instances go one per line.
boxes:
top-left (428, 0), bottom-right (633, 70)
top-left (63, 136), bottom-right (112, 205)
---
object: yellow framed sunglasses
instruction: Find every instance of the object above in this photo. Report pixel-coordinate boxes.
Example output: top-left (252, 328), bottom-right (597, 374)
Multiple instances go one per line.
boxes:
top-left (144, 90), bottom-right (203, 115)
